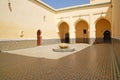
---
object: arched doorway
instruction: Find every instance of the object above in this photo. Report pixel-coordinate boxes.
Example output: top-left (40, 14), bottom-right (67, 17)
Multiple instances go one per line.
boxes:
top-left (103, 30), bottom-right (111, 42)
top-left (37, 29), bottom-right (42, 45)
top-left (75, 20), bottom-right (89, 43)
top-left (95, 18), bottom-right (111, 43)
top-left (58, 22), bottom-right (69, 43)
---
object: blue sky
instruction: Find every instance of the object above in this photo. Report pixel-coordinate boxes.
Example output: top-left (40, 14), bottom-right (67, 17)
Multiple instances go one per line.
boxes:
top-left (41, 0), bottom-right (90, 9)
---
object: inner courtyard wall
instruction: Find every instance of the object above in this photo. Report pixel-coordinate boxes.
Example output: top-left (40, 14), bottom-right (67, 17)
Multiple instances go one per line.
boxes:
top-left (0, 0), bottom-right (112, 50)
top-left (112, 0), bottom-right (120, 37)
top-left (112, 0), bottom-right (120, 64)
top-left (0, 0), bottom-right (57, 39)
top-left (56, 4), bottom-right (112, 43)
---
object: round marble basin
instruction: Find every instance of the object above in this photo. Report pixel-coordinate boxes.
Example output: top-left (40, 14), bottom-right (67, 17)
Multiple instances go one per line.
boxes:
top-left (59, 43), bottom-right (69, 49)
top-left (53, 43), bottom-right (75, 52)
top-left (53, 48), bottom-right (75, 52)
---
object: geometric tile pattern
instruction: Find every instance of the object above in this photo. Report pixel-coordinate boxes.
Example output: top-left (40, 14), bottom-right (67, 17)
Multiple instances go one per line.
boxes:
top-left (0, 44), bottom-right (119, 80)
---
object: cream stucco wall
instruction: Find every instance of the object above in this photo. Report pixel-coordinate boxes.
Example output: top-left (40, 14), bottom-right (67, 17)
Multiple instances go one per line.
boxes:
top-left (112, 0), bottom-right (120, 68)
top-left (0, 0), bottom-right (57, 39)
top-left (0, 0), bottom-right (112, 44)
top-left (112, 0), bottom-right (120, 38)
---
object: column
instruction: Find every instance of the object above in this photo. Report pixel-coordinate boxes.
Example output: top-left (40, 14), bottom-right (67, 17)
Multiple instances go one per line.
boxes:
top-left (89, 14), bottom-right (96, 45)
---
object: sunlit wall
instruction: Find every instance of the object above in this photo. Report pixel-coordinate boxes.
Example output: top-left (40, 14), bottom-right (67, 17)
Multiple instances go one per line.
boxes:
top-left (0, 0), bottom-right (57, 39)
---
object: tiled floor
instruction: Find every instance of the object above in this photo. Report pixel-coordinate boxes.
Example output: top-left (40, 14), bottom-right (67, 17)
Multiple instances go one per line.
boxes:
top-left (0, 44), bottom-right (119, 80)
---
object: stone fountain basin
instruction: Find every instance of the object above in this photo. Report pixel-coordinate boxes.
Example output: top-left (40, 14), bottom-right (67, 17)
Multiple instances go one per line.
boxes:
top-left (53, 43), bottom-right (75, 52)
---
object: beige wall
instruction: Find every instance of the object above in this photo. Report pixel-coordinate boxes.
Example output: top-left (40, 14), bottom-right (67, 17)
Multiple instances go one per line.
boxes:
top-left (0, 0), bottom-right (57, 39)
top-left (0, 0), bottom-right (112, 43)
top-left (112, 0), bottom-right (120, 38)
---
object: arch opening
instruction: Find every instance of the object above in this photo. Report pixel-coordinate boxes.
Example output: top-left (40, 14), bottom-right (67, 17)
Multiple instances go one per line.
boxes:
top-left (58, 22), bottom-right (70, 43)
top-left (75, 20), bottom-right (89, 43)
top-left (95, 18), bottom-right (111, 43)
